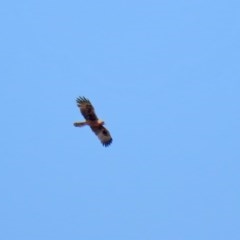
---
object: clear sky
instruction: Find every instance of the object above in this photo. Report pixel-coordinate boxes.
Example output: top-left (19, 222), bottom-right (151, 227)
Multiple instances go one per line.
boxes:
top-left (0, 1), bottom-right (239, 239)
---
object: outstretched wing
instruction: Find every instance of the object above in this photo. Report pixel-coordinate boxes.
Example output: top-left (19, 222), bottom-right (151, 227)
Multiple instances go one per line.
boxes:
top-left (76, 97), bottom-right (98, 121)
top-left (91, 126), bottom-right (113, 147)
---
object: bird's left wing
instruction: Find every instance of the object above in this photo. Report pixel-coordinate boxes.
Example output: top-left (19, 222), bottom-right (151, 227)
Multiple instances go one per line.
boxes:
top-left (90, 125), bottom-right (113, 147)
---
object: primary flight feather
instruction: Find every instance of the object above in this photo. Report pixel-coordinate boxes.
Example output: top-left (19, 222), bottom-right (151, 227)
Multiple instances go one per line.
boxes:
top-left (73, 97), bottom-right (113, 147)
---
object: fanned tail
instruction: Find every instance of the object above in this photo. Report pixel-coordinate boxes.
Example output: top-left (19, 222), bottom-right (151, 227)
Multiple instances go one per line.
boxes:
top-left (73, 121), bottom-right (87, 127)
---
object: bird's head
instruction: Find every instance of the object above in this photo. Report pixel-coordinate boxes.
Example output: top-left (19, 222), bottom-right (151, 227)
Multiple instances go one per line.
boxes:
top-left (97, 119), bottom-right (105, 125)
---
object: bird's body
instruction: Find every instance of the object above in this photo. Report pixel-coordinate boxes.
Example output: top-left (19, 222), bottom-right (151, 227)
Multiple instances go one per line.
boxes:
top-left (73, 97), bottom-right (112, 147)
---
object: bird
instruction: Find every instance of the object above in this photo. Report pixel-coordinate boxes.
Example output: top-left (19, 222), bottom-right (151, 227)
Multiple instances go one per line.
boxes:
top-left (73, 96), bottom-right (113, 147)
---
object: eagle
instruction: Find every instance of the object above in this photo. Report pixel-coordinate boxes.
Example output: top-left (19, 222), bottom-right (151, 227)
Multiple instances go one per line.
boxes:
top-left (73, 97), bottom-right (113, 147)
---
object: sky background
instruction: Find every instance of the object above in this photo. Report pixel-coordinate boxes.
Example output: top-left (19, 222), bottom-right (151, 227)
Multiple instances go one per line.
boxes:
top-left (0, 1), bottom-right (240, 239)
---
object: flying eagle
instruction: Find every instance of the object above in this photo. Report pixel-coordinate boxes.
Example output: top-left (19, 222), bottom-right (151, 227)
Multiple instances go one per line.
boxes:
top-left (73, 97), bottom-right (113, 147)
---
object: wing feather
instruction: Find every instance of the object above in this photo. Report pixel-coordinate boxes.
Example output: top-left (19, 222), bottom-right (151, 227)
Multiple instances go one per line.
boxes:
top-left (90, 126), bottom-right (113, 147)
top-left (76, 97), bottom-right (98, 121)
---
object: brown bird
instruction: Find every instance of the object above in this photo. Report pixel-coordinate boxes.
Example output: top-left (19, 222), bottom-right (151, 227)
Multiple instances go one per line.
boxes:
top-left (73, 97), bottom-right (113, 147)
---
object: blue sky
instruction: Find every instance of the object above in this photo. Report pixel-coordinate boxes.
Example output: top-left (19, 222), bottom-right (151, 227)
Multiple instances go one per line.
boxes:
top-left (0, 1), bottom-right (240, 239)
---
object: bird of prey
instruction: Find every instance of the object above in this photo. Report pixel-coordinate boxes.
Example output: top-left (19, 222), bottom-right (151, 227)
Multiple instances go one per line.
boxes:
top-left (73, 97), bottom-right (113, 147)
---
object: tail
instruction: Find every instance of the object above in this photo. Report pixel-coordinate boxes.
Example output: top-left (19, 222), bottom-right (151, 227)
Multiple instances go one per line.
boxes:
top-left (73, 121), bottom-right (87, 127)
